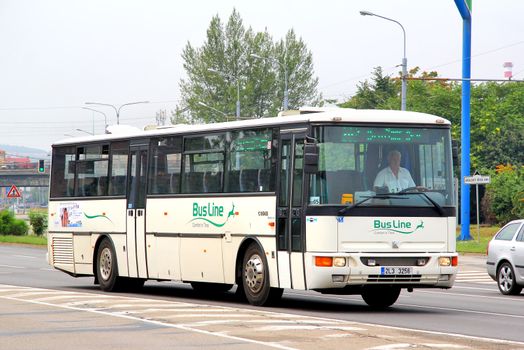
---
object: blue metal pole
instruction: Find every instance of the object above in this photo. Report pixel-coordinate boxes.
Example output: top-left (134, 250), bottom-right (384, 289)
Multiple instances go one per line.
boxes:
top-left (459, 17), bottom-right (472, 240)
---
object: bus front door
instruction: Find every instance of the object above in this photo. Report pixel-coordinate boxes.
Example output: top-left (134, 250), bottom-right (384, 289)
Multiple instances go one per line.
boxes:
top-left (126, 142), bottom-right (149, 279)
top-left (277, 131), bottom-right (306, 290)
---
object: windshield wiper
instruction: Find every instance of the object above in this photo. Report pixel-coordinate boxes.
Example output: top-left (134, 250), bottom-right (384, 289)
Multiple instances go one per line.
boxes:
top-left (338, 194), bottom-right (405, 215)
top-left (395, 191), bottom-right (445, 216)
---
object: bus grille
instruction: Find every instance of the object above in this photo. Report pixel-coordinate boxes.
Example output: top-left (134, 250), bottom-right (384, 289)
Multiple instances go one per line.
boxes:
top-left (52, 237), bottom-right (74, 265)
top-left (367, 275), bottom-right (422, 283)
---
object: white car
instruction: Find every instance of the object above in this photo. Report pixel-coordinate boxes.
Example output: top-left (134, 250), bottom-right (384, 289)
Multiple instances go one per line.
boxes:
top-left (487, 219), bottom-right (524, 295)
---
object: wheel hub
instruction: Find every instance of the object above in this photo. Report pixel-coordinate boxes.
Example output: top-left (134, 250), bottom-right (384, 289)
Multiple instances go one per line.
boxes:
top-left (244, 254), bottom-right (264, 293)
top-left (499, 266), bottom-right (513, 292)
top-left (99, 247), bottom-right (112, 281)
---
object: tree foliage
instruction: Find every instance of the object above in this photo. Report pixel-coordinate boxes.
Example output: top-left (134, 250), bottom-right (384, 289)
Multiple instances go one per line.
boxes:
top-left (173, 9), bottom-right (321, 123)
top-left (29, 210), bottom-right (47, 236)
top-left (0, 210), bottom-right (28, 236)
top-left (482, 165), bottom-right (524, 225)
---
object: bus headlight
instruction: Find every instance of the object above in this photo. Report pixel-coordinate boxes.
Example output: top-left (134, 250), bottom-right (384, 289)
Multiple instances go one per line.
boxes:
top-left (333, 257), bottom-right (346, 267)
top-left (439, 256), bottom-right (458, 267)
top-left (314, 256), bottom-right (346, 267)
top-left (439, 257), bottom-right (451, 266)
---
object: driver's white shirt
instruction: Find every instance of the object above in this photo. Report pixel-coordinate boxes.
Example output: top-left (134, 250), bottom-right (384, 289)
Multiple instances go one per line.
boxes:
top-left (373, 167), bottom-right (415, 193)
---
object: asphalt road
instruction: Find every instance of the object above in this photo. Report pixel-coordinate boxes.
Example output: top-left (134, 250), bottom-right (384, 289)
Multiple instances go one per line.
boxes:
top-left (1, 245), bottom-right (523, 349)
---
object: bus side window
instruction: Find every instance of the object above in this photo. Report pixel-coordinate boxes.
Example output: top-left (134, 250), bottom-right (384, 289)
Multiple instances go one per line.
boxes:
top-left (240, 169), bottom-right (258, 192)
top-left (108, 141), bottom-right (129, 196)
top-left (50, 146), bottom-right (76, 198)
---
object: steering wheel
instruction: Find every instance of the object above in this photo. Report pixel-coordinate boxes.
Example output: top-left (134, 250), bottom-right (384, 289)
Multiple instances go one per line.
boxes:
top-left (398, 186), bottom-right (424, 194)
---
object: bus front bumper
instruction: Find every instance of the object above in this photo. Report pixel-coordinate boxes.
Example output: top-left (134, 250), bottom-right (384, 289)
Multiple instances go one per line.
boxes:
top-left (306, 252), bottom-right (458, 291)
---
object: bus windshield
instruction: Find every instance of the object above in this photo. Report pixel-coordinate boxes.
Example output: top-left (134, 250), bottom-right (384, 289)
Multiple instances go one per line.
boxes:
top-left (308, 125), bottom-right (454, 207)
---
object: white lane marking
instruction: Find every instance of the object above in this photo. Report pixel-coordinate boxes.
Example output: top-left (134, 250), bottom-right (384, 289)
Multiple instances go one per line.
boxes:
top-left (450, 285), bottom-right (497, 292)
top-left (259, 325), bottom-right (328, 331)
top-left (246, 320), bottom-right (340, 325)
top-left (0, 264), bottom-right (25, 269)
top-left (368, 344), bottom-right (468, 350)
top-left (366, 344), bottom-right (412, 350)
top-left (324, 333), bottom-right (353, 338)
top-left (33, 294), bottom-right (111, 302)
top-left (132, 308), bottom-right (231, 313)
top-left (395, 301), bottom-right (524, 319)
top-left (0, 288), bottom-right (297, 350)
top-left (8, 292), bottom-right (64, 298)
top-left (12, 254), bottom-right (38, 259)
top-left (417, 289), bottom-right (524, 302)
top-left (422, 344), bottom-right (469, 349)
top-left (162, 313), bottom-right (254, 319)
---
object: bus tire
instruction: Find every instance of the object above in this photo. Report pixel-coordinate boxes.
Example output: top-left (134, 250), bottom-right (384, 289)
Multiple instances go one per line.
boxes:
top-left (361, 285), bottom-right (400, 309)
top-left (96, 238), bottom-right (121, 292)
top-left (242, 243), bottom-right (281, 306)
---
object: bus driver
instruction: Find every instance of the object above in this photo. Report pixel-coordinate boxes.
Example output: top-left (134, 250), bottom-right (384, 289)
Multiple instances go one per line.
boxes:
top-left (373, 150), bottom-right (416, 193)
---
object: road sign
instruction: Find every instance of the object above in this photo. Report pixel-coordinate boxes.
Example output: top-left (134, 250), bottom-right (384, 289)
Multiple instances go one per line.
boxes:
top-left (7, 185), bottom-right (21, 198)
top-left (464, 175), bottom-right (491, 185)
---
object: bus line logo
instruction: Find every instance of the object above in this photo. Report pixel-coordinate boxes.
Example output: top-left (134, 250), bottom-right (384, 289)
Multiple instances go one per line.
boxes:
top-left (189, 202), bottom-right (237, 227)
top-left (371, 219), bottom-right (424, 235)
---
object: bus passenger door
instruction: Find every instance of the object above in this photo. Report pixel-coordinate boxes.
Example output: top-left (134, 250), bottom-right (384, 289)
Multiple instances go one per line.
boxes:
top-left (126, 142), bottom-right (149, 279)
top-left (277, 131), bottom-right (306, 290)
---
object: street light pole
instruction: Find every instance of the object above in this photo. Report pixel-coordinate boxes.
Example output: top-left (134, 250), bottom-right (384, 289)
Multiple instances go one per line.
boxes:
top-left (85, 101), bottom-right (150, 125)
top-left (76, 128), bottom-right (94, 135)
top-left (360, 10), bottom-right (407, 111)
top-left (208, 68), bottom-right (240, 120)
top-left (82, 107), bottom-right (108, 133)
top-left (197, 101), bottom-right (229, 121)
top-left (251, 54), bottom-right (289, 111)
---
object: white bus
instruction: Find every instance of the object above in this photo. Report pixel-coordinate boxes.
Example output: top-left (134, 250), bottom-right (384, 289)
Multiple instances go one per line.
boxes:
top-left (47, 108), bottom-right (458, 308)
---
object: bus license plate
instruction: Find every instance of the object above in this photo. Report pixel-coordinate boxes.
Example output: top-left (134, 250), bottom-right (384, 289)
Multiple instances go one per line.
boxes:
top-left (381, 267), bottom-right (412, 275)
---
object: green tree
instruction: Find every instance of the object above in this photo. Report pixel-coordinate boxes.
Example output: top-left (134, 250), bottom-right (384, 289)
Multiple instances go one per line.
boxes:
top-left (339, 67), bottom-right (397, 109)
top-left (29, 210), bottom-right (47, 236)
top-left (482, 165), bottom-right (524, 225)
top-left (174, 9), bottom-right (321, 123)
top-left (0, 210), bottom-right (28, 236)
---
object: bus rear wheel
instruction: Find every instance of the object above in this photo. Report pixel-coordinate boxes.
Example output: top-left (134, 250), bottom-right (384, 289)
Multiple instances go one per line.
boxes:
top-left (242, 243), bottom-right (282, 306)
top-left (96, 238), bottom-right (122, 292)
top-left (361, 286), bottom-right (401, 309)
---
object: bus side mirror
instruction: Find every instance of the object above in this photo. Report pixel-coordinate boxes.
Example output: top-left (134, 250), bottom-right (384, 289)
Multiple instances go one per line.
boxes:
top-left (452, 140), bottom-right (459, 165)
top-left (304, 143), bottom-right (319, 174)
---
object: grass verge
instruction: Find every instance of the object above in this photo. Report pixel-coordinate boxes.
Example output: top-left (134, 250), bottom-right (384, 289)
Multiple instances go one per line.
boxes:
top-left (456, 226), bottom-right (499, 254)
top-left (0, 235), bottom-right (47, 246)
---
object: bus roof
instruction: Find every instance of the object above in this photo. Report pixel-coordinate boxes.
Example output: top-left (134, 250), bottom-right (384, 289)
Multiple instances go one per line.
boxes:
top-left (54, 108), bottom-right (451, 146)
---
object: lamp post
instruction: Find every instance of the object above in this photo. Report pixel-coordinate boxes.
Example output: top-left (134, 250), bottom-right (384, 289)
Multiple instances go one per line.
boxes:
top-left (208, 68), bottom-right (240, 120)
top-left (251, 53), bottom-right (288, 111)
top-left (197, 101), bottom-right (229, 121)
top-left (85, 101), bottom-right (150, 125)
top-left (82, 107), bottom-right (108, 133)
top-left (360, 10), bottom-right (407, 111)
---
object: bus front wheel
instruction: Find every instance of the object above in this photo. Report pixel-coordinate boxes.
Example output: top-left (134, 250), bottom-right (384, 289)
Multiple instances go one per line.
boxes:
top-left (242, 243), bottom-right (282, 306)
top-left (96, 238), bottom-right (121, 292)
top-left (361, 286), bottom-right (401, 309)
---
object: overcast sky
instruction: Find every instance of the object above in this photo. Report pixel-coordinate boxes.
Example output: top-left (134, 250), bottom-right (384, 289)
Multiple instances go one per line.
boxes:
top-left (1, 0), bottom-right (522, 152)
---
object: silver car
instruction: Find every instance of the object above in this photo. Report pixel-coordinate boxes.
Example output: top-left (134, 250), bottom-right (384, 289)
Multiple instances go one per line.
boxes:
top-left (487, 219), bottom-right (524, 295)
